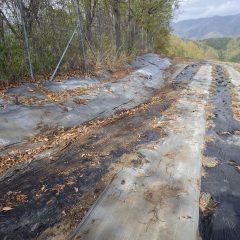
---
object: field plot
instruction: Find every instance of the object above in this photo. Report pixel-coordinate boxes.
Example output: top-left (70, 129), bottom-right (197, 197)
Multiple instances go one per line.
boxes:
top-left (1, 54), bottom-right (240, 240)
top-left (200, 65), bottom-right (240, 240)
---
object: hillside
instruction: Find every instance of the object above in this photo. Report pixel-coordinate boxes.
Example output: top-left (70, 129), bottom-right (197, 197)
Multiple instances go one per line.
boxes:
top-left (173, 14), bottom-right (240, 39)
top-left (199, 37), bottom-right (240, 62)
top-left (168, 36), bottom-right (219, 60)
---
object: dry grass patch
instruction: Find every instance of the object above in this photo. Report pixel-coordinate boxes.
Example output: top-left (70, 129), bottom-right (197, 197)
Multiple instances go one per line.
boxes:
top-left (206, 112), bottom-right (216, 121)
top-left (209, 86), bottom-right (216, 95)
top-left (206, 120), bottom-right (215, 129)
top-left (205, 103), bottom-right (215, 121)
top-left (231, 90), bottom-right (239, 97)
top-left (209, 75), bottom-right (218, 92)
top-left (73, 98), bottom-right (87, 105)
top-left (232, 102), bottom-right (240, 109)
top-left (92, 49), bottom-right (133, 75)
top-left (232, 96), bottom-right (239, 102)
top-left (229, 82), bottom-right (240, 120)
top-left (201, 168), bottom-right (208, 178)
top-left (200, 192), bottom-right (218, 216)
top-left (202, 156), bottom-right (219, 168)
top-left (204, 135), bottom-right (215, 144)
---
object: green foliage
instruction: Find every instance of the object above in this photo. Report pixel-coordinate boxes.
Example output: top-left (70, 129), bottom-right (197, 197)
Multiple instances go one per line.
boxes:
top-left (134, 0), bottom-right (175, 31)
top-left (223, 38), bottom-right (240, 62)
top-left (0, 0), bottom-right (179, 84)
top-left (154, 27), bottom-right (170, 54)
top-left (167, 35), bottom-right (219, 60)
top-left (200, 38), bottom-right (232, 51)
top-left (0, 36), bottom-right (25, 83)
top-left (168, 36), bottom-right (240, 63)
top-left (200, 37), bottom-right (240, 63)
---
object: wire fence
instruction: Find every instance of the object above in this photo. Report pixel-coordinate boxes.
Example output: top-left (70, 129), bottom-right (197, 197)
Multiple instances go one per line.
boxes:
top-left (0, 0), bottom-right (177, 85)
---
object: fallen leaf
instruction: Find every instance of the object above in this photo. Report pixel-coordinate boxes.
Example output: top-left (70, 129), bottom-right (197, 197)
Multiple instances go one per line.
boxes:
top-left (2, 207), bottom-right (13, 211)
top-left (228, 160), bottom-right (237, 166)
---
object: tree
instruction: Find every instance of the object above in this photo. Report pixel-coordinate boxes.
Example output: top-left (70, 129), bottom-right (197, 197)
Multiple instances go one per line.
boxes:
top-left (0, 0), bottom-right (179, 84)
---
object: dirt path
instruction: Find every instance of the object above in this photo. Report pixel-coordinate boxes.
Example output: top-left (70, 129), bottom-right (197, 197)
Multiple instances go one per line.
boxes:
top-left (70, 65), bottom-right (212, 240)
top-left (0, 54), bottom-right (210, 240)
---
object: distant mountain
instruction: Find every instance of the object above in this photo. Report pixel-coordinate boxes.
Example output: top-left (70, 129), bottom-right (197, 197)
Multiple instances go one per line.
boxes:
top-left (173, 14), bottom-right (240, 39)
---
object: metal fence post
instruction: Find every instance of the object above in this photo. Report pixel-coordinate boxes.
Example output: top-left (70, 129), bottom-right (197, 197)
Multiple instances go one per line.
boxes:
top-left (50, 27), bottom-right (77, 81)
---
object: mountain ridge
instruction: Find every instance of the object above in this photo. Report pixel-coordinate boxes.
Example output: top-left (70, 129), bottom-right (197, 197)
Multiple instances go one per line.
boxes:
top-left (173, 13), bottom-right (240, 39)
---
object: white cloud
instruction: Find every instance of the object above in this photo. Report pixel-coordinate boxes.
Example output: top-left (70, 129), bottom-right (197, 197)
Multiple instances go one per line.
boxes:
top-left (175, 0), bottom-right (240, 21)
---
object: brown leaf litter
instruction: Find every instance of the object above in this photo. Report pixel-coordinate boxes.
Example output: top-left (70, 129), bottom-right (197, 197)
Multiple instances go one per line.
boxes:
top-left (0, 83), bottom-right (178, 175)
top-left (199, 192), bottom-right (218, 216)
top-left (144, 185), bottom-right (184, 206)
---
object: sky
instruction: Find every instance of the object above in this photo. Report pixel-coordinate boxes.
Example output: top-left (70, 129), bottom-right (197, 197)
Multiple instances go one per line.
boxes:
top-left (175, 0), bottom-right (240, 22)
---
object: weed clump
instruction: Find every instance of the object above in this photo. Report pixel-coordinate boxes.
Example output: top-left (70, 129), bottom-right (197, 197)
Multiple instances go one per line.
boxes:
top-left (200, 192), bottom-right (218, 216)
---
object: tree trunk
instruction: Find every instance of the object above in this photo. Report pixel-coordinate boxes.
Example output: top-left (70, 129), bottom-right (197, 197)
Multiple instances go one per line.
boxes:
top-left (84, 0), bottom-right (98, 47)
top-left (85, 11), bottom-right (93, 44)
top-left (18, 0), bottom-right (34, 80)
top-left (112, 0), bottom-right (121, 51)
top-left (75, 0), bottom-right (87, 72)
top-left (127, 0), bottom-right (134, 52)
top-left (0, 15), bottom-right (4, 43)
